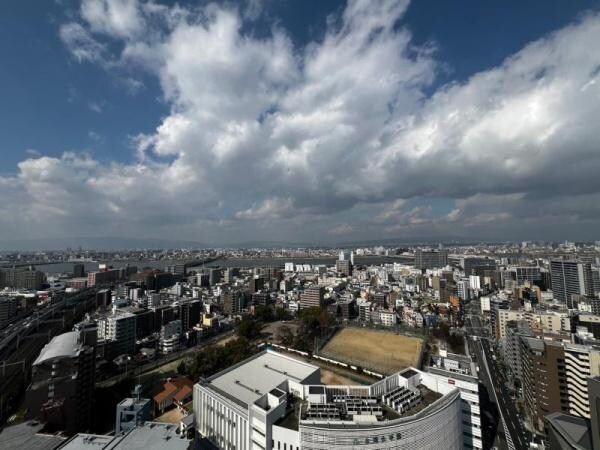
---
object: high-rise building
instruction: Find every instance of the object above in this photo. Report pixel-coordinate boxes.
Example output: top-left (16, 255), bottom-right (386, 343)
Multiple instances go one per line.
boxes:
top-left (551, 260), bottom-right (594, 305)
top-left (0, 267), bottom-right (44, 290)
top-left (26, 330), bottom-right (96, 434)
top-left (520, 337), bottom-right (567, 432)
top-left (503, 320), bottom-right (532, 382)
top-left (563, 344), bottom-right (600, 419)
top-left (249, 276), bottom-right (264, 293)
top-left (415, 249), bottom-right (448, 269)
top-left (208, 268), bottom-right (221, 286)
top-left (73, 263), bottom-right (85, 278)
top-left (179, 299), bottom-right (202, 331)
top-left (335, 259), bottom-right (352, 276)
top-left (515, 267), bottom-right (542, 285)
top-left (223, 268), bottom-right (239, 284)
top-left (300, 285), bottom-right (326, 309)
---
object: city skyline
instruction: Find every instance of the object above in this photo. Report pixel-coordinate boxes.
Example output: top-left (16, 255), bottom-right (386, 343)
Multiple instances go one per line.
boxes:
top-left (2, 0), bottom-right (600, 245)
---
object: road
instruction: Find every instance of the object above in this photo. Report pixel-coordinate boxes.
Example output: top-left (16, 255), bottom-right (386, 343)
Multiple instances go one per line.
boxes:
top-left (465, 297), bottom-right (531, 450)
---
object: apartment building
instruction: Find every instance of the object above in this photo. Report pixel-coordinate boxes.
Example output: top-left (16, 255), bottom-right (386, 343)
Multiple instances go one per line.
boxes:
top-left (563, 344), bottom-right (600, 419)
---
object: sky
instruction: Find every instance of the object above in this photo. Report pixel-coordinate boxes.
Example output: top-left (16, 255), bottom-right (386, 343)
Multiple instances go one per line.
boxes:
top-left (1, 0), bottom-right (600, 246)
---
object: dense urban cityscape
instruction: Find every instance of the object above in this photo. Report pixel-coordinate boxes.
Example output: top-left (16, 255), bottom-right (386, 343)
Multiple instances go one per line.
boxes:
top-left (3, 0), bottom-right (600, 449)
top-left (0, 242), bottom-right (599, 449)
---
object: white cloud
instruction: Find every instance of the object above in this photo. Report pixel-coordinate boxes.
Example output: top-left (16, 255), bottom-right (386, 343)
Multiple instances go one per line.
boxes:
top-left (3, 0), bottom-right (600, 243)
top-left (81, 0), bottom-right (143, 39)
top-left (330, 223), bottom-right (353, 236)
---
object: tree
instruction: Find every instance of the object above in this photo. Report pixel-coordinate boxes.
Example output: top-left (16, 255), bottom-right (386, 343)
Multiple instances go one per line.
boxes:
top-left (237, 317), bottom-right (262, 339)
top-left (275, 307), bottom-right (291, 321)
top-left (278, 325), bottom-right (295, 346)
top-left (255, 305), bottom-right (275, 322)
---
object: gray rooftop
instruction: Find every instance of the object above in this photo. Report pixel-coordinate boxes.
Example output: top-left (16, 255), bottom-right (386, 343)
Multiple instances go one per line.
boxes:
top-left (206, 350), bottom-right (319, 407)
top-left (0, 421), bottom-right (65, 450)
top-left (33, 331), bottom-right (81, 365)
top-left (56, 422), bottom-right (189, 450)
top-left (546, 412), bottom-right (592, 450)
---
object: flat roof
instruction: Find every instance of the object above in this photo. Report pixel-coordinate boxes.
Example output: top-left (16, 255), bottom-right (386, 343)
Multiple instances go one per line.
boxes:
top-left (206, 350), bottom-right (319, 407)
top-left (56, 423), bottom-right (189, 450)
top-left (0, 421), bottom-right (65, 450)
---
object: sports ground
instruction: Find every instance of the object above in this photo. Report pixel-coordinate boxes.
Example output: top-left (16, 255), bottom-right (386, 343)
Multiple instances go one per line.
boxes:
top-left (320, 328), bottom-right (423, 374)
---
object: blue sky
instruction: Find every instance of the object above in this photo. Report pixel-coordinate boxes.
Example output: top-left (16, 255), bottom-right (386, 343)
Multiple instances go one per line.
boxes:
top-left (1, 0), bottom-right (600, 246)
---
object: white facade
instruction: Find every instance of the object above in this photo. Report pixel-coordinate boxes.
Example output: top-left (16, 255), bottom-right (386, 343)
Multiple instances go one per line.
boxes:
top-left (479, 296), bottom-right (491, 313)
top-left (97, 310), bottom-right (136, 355)
top-left (194, 350), bottom-right (467, 450)
top-left (564, 344), bottom-right (600, 418)
top-left (379, 310), bottom-right (397, 327)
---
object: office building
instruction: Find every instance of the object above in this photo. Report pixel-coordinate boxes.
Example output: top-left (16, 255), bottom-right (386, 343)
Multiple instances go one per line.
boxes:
top-left (194, 349), bottom-right (466, 450)
top-left (73, 263), bottom-right (85, 278)
top-left (209, 268), bottom-right (221, 286)
top-left (166, 264), bottom-right (186, 277)
top-left (457, 279), bottom-right (470, 300)
top-left (179, 299), bottom-right (202, 331)
top-left (95, 289), bottom-right (111, 309)
top-left (26, 330), bottom-right (96, 434)
top-left (551, 260), bottom-right (594, 305)
top-left (462, 257), bottom-right (496, 276)
top-left (515, 267), bottom-right (542, 286)
top-left (415, 249), bottom-right (449, 269)
top-left (249, 276), bottom-right (265, 293)
top-left (300, 286), bottom-right (326, 309)
top-left (224, 268), bottom-right (240, 284)
top-left (335, 259), bottom-right (352, 277)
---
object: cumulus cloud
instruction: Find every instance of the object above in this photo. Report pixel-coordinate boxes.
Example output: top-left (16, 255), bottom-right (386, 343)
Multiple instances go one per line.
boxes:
top-left (3, 0), bottom-right (600, 243)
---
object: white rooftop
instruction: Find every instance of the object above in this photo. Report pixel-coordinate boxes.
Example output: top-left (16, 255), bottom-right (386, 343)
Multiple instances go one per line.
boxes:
top-left (207, 350), bottom-right (319, 406)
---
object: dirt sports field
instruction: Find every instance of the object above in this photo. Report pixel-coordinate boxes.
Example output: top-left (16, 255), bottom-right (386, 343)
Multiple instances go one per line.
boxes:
top-left (321, 328), bottom-right (423, 374)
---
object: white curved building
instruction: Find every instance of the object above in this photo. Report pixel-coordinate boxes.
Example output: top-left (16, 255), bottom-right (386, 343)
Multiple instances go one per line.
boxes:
top-left (194, 349), bottom-right (467, 450)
